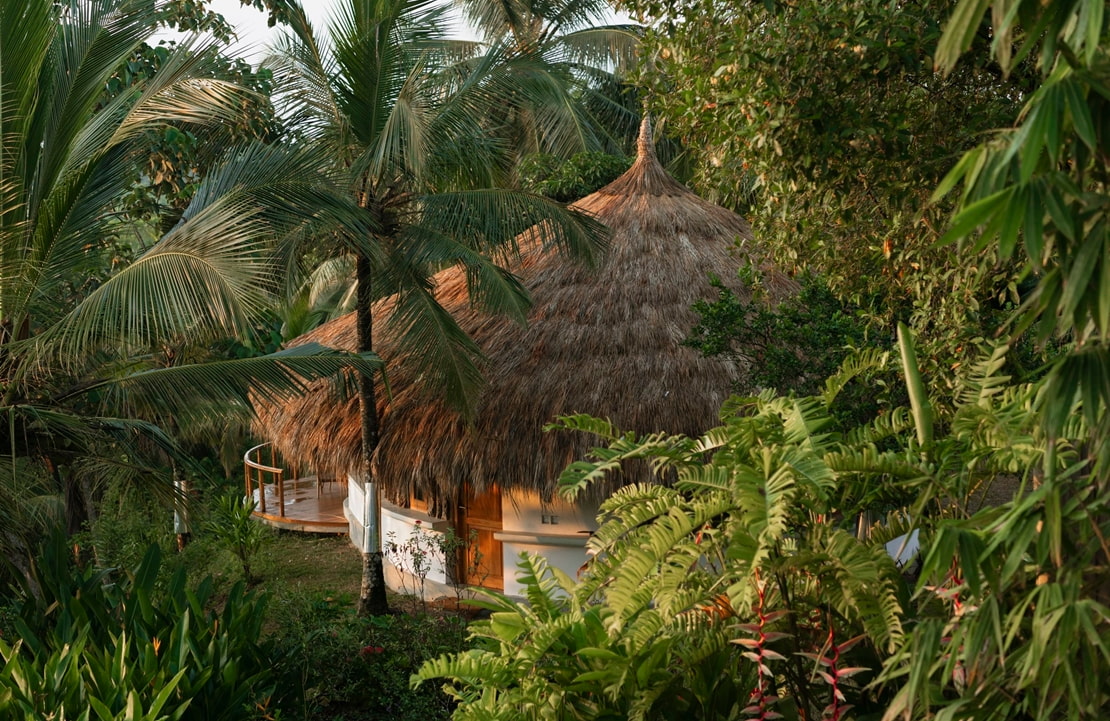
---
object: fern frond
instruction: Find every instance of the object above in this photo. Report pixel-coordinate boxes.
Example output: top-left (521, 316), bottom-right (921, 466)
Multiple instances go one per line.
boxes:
top-left (414, 649), bottom-right (518, 700)
top-left (510, 553), bottom-right (570, 621)
top-left (825, 446), bottom-right (928, 480)
top-left (782, 395), bottom-right (836, 445)
top-left (555, 421), bottom-right (695, 499)
top-left (954, 342), bottom-right (1012, 407)
top-left (589, 484), bottom-right (685, 552)
top-left (822, 348), bottom-right (892, 407)
top-left (804, 526), bottom-right (905, 652)
top-left (732, 455), bottom-right (797, 559)
top-left (843, 406), bottom-right (916, 445)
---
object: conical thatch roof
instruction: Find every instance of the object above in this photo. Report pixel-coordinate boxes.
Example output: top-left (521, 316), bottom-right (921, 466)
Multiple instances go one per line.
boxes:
top-left (253, 118), bottom-right (793, 501)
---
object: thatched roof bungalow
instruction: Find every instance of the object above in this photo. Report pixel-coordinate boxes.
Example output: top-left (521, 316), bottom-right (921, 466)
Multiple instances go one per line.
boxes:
top-left (251, 118), bottom-right (791, 594)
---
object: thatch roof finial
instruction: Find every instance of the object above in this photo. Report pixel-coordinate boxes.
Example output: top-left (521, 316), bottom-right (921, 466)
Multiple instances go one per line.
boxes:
top-left (600, 112), bottom-right (677, 197)
top-left (637, 114), bottom-right (655, 160)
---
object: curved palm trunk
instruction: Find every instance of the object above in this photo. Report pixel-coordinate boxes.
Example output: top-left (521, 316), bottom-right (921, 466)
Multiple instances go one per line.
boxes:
top-left (355, 252), bottom-right (390, 616)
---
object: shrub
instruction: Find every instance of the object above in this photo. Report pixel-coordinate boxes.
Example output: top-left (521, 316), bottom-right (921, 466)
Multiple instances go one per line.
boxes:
top-left (268, 592), bottom-right (469, 721)
top-left (81, 478), bottom-right (181, 572)
top-left (685, 271), bottom-right (897, 429)
top-left (417, 386), bottom-right (913, 720)
top-left (384, 524), bottom-right (476, 614)
top-left (519, 151), bottom-right (632, 202)
top-left (422, 327), bottom-right (1110, 719)
top-left (203, 492), bottom-right (271, 584)
top-left (1, 535), bottom-right (274, 721)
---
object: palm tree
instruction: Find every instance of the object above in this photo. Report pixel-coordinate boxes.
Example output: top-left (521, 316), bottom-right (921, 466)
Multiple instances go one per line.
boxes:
top-left (0, 0), bottom-right (378, 574)
top-left (455, 0), bottom-right (642, 161)
top-left (269, 0), bottom-right (606, 614)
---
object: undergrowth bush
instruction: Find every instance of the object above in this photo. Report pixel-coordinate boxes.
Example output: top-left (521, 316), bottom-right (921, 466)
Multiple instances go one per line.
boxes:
top-left (268, 591), bottom-right (469, 721)
top-left (417, 377), bottom-right (914, 720)
top-left (203, 492), bottom-right (272, 585)
top-left (0, 535), bottom-right (273, 720)
top-left (519, 151), bottom-right (632, 202)
top-left (81, 480), bottom-right (182, 572)
top-left (421, 326), bottom-right (1110, 719)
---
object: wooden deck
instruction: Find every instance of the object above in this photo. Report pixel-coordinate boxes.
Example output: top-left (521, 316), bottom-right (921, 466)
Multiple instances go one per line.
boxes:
top-left (250, 477), bottom-right (349, 534)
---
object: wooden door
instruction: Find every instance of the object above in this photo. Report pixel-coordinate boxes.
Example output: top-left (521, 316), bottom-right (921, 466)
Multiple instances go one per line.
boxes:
top-left (455, 483), bottom-right (503, 590)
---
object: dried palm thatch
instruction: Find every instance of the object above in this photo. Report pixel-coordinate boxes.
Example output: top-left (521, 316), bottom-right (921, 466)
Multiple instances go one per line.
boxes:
top-left (252, 117), bottom-right (795, 502)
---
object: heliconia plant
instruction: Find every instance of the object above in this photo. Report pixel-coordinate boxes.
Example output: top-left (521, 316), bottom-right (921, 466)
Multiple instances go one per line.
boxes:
top-left (0, 535), bottom-right (274, 721)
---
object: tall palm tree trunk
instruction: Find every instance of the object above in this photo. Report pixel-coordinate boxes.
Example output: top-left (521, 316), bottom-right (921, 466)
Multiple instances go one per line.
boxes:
top-left (355, 252), bottom-right (389, 615)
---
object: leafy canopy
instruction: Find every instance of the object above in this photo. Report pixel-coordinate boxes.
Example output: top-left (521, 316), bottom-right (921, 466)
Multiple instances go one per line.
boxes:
top-left (622, 0), bottom-right (1035, 378)
top-left (0, 0), bottom-right (380, 567)
top-left (267, 0), bottom-right (608, 415)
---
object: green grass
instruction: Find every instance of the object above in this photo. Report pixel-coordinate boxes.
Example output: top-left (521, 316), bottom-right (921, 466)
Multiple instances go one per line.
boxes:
top-left (251, 531), bottom-right (362, 600)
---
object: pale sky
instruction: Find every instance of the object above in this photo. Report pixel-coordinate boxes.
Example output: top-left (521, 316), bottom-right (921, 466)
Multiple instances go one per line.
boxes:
top-left (161, 1), bottom-right (630, 66)
top-left (160, 0), bottom-right (342, 63)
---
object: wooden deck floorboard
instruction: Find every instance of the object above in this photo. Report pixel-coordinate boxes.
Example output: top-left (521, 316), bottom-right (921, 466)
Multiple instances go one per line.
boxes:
top-left (251, 478), bottom-right (349, 533)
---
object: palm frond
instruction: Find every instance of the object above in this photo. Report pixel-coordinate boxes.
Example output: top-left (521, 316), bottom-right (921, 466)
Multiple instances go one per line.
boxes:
top-left (386, 282), bottom-right (486, 416)
top-left (554, 26), bottom-right (641, 72)
top-left (416, 188), bottom-right (607, 266)
top-left (303, 255), bottom-right (359, 316)
top-left (267, 6), bottom-right (345, 143)
top-left (0, 0), bottom-right (54, 128)
top-left (954, 341), bottom-right (1012, 407)
top-left (822, 347), bottom-right (892, 408)
top-left (805, 525), bottom-right (905, 652)
top-left (83, 343), bottom-right (381, 429)
top-left (541, 0), bottom-right (620, 35)
top-left (32, 0), bottom-right (156, 210)
top-left (555, 422), bottom-right (694, 500)
top-left (843, 406), bottom-right (916, 446)
top-left (330, 0), bottom-right (448, 162)
top-left (37, 142), bottom-right (368, 359)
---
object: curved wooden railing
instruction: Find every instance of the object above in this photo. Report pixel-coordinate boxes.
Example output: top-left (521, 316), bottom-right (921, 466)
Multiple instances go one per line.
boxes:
top-left (244, 442), bottom-right (285, 517)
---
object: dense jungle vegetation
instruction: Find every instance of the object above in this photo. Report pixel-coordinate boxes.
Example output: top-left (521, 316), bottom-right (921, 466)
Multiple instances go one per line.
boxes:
top-left (2, 0), bottom-right (1109, 720)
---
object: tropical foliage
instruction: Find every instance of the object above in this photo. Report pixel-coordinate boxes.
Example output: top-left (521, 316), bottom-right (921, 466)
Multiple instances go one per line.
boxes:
top-left (267, 0), bottom-right (608, 613)
top-left (930, 0), bottom-right (1110, 450)
top-left (620, 0), bottom-right (1038, 379)
top-left (0, 0), bottom-right (379, 576)
top-left (203, 492), bottom-right (272, 584)
top-left (518, 150), bottom-right (633, 201)
top-left (0, 538), bottom-right (273, 721)
top-left (5, 0), bottom-right (1109, 718)
top-left (269, 597), bottom-right (469, 721)
top-left (417, 352), bottom-right (923, 720)
top-left (877, 1), bottom-right (1110, 718)
top-left (685, 272), bottom-right (879, 402)
top-left (418, 2), bottom-right (1110, 719)
top-left (419, 332), bottom-right (1109, 720)
top-left (456, 0), bottom-right (643, 162)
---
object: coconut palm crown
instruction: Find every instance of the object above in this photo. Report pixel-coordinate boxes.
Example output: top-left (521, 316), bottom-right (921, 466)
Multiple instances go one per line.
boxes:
top-left (454, 0), bottom-right (643, 160)
top-left (0, 0), bottom-right (380, 573)
top-left (267, 0), bottom-right (606, 613)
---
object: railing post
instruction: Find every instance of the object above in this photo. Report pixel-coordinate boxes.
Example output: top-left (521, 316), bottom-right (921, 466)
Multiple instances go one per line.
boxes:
top-left (257, 468), bottom-right (267, 514)
top-left (277, 470), bottom-right (285, 517)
